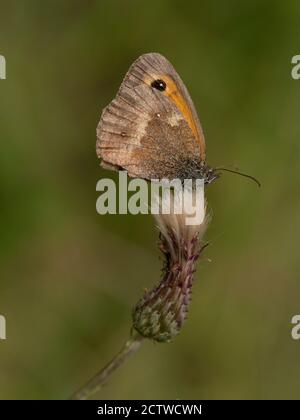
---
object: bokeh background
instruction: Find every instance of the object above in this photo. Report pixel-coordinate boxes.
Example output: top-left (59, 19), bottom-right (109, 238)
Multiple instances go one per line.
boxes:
top-left (0, 0), bottom-right (300, 399)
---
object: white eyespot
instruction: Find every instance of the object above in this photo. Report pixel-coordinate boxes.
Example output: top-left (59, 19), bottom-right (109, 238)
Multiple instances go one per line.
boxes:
top-left (156, 113), bottom-right (161, 118)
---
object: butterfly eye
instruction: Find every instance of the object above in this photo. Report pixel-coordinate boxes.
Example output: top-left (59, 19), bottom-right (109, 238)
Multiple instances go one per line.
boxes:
top-left (151, 79), bottom-right (166, 91)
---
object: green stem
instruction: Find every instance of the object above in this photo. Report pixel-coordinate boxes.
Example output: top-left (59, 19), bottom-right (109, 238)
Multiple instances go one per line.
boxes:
top-left (71, 332), bottom-right (144, 400)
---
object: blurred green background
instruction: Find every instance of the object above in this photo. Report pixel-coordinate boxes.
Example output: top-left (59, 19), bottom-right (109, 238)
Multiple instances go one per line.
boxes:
top-left (0, 0), bottom-right (300, 399)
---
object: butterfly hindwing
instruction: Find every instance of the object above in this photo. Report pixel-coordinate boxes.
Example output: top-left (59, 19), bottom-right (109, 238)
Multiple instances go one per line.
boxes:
top-left (96, 53), bottom-right (205, 179)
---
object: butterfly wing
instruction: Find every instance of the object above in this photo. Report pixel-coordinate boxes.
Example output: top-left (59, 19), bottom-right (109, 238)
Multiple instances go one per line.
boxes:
top-left (96, 53), bottom-right (206, 179)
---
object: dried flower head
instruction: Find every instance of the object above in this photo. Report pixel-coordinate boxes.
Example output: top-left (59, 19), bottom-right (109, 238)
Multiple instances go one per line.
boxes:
top-left (132, 187), bottom-right (209, 342)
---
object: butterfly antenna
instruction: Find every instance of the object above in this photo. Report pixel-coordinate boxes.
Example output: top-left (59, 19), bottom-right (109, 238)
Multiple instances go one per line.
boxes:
top-left (216, 167), bottom-right (261, 187)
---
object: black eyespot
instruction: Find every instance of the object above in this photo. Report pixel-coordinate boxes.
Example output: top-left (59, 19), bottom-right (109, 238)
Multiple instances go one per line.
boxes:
top-left (151, 79), bottom-right (166, 91)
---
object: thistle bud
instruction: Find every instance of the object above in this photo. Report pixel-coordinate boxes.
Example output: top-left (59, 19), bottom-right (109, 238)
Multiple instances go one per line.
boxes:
top-left (132, 186), bottom-right (208, 342)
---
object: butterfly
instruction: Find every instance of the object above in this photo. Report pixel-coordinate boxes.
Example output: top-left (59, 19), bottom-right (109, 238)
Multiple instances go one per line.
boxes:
top-left (96, 52), bottom-right (259, 186)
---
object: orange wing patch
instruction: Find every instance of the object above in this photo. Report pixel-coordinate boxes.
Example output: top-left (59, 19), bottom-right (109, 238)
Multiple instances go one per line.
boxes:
top-left (144, 74), bottom-right (206, 161)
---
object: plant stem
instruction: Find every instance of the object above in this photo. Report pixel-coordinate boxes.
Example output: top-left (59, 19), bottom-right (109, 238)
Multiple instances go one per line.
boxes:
top-left (71, 332), bottom-right (144, 400)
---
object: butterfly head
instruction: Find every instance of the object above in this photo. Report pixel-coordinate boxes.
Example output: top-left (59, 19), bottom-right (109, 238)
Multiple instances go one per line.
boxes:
top-left (202, 165), bottom-right (221, 184)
